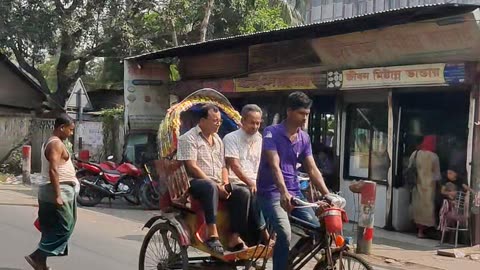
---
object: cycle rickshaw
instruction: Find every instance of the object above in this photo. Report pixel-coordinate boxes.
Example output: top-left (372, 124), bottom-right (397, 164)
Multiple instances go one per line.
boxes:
top-left (138, 88), bottom-right (372, 270)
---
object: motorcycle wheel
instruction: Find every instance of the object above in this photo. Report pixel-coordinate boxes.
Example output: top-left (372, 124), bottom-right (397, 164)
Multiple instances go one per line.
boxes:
top-left (122, 178), bottom-right (141, 205)
top-left (77, 178), bottom-right (104, 207)
top-left (124, 194), bottom-right (140, 205)
top-left (139, 182), bottom-right (159, 210)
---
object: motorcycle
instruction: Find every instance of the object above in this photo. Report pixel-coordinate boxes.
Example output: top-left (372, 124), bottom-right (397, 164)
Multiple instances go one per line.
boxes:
top-left (75, 157), bottom-right (143, 207)
top-left (138, 163), bottom-right (160, 210)
top-left (75, 155), bottom-right (117, 172)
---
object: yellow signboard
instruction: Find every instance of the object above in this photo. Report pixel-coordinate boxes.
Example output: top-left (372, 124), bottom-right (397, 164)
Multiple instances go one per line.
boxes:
top-left (341, 63), bottom-right (447, 89)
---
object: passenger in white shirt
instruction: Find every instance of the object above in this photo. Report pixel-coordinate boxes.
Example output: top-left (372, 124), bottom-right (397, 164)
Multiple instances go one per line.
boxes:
top-left (224, 104), bottom-right (271, 246)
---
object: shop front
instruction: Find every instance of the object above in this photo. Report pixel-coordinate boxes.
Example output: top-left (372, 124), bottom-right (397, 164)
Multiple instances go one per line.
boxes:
top-left (170, 72), bottom-right (340, 190)
top-left (329, 63), bottom-right (474, 230)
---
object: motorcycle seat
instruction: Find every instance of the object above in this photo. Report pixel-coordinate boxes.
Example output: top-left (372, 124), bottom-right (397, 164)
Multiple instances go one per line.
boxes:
top-left (102, 168), bottom-right (122, 175)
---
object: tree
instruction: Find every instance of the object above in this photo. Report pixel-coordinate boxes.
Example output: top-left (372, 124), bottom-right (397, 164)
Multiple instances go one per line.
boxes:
top-left (280, 0), bottom-right (308, 25)
top-left (0, 0), bottom-right (154, 105)
top-left (199, 0), bottom-right (216, 42)
top-left (0, 0), bottom-right (293, 106)
top-left (238, 0), bottom-right (288, 34)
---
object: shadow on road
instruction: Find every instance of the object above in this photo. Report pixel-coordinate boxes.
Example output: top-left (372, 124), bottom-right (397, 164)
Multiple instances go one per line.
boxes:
top-left (78, 199), bottom-right (159, 225)
top-left (118, 234), bottom-right (144, 242)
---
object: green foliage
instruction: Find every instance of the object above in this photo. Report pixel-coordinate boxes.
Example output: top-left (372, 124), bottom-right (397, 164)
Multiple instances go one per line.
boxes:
top-left (1, 0), bottom-right (305, 104)
top-left (0, 147), bottom-right (22, 175)
top-left (100, 106), bottom-right (124, 120)
top-left (100, 105), bottom-right (124, 160)
top-left (238, 0), bottom-right (288, 34)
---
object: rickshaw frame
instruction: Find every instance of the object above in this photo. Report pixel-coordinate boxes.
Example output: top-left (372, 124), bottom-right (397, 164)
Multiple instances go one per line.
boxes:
top-left (138, 88), bottom-right (372, 270)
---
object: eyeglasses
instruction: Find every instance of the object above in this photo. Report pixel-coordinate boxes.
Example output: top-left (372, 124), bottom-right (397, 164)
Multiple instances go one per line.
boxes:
top-left (210, 118), bottom-right (223, 125)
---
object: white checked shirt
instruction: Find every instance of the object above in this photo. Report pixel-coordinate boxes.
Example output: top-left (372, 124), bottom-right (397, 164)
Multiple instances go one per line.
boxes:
top-left (223, 129), bottom-right (262, 185)
top-left (177, 125), bottom-right (225, 183)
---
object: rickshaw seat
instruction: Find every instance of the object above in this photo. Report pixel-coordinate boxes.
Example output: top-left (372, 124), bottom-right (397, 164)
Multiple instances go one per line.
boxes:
top-left (155, 159), bottom-right (192, 210)
top-left (154, 159), bottom-right (228, 213)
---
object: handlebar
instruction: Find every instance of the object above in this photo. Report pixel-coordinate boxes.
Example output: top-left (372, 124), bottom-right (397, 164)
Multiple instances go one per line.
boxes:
top-left (291, 193), bottom-right (346, 210)
top-left (291, 197), bottom-right (321, 208)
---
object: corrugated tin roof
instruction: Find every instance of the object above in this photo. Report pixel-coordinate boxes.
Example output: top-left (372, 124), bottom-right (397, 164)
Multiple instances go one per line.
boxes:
top-left (0, 53), bottom-right (63, 110)
top-left (126, 3), bottom-right (479, 61)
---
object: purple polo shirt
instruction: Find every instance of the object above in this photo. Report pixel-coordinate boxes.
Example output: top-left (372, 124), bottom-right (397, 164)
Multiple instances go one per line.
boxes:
top-left (257, 122), bottom-right (313, 199)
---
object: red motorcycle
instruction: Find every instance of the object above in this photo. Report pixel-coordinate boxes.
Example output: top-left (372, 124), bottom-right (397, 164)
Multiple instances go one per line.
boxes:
top-left (75, 157), bottom-right (143, 207)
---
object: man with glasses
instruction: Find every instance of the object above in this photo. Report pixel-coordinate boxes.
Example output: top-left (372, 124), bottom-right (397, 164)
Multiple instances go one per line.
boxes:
top-left (177, 104), bottom-right (247, 254)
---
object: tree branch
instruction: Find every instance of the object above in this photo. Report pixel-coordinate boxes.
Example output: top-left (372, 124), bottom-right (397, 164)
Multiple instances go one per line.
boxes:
top-left (199, 0), bottom-right (215, 42)
top-left (54, 0), bottom-right (83, 17)
top-left (73, 41), bottom-right (110, 60)
top-left (54, 0), bottom-right (65, 13)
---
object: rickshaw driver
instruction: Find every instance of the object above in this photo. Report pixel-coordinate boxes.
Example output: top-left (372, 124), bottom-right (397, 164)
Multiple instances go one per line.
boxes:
top-left (257, 92), bottom-right (331, 270)
top-left (177, 104), bottom-right (248, 255)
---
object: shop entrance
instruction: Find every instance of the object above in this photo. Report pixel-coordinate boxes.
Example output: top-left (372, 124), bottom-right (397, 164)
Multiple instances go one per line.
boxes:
top-left (230, 93), bottom-right (338, 190)
top-left (392, 90), bottom-right (470, 232)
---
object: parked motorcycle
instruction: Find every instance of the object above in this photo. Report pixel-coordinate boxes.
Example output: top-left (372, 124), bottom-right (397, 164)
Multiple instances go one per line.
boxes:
top-left (138, 164), bottom-right (160, 210)
top-left (75, 157), bottom-right (143, 207)
top-left (75, 155), bottom-right (117, 172)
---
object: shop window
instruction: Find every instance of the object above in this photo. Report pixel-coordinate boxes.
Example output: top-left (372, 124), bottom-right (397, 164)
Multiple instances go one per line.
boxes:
top-left (344, 104), bottom-right (389, 181)
top-left (124, 132), bottom-right (158, 164)
top-left (309, 112), bottom-right (335, 148)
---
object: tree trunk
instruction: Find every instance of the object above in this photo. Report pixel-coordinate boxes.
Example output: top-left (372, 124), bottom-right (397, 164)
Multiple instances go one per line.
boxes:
top-left (199, 0), bottom-right (215, 42)
top-left (171, 19), bottom-right (178, 47)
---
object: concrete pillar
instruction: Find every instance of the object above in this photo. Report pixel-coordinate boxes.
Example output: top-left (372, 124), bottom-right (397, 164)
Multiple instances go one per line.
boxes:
top-left (22, 145), bottom-right (31, 185)
top-left (350, 180), bottom-right (377, 254)
top-left (471, 76), bottom-right (480, 245)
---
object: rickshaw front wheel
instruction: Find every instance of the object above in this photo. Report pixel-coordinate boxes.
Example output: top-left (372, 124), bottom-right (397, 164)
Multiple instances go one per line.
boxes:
top-left (313, 251), bottom-right (372, 270)
top-left (139, 222), bottom-right (189, 270)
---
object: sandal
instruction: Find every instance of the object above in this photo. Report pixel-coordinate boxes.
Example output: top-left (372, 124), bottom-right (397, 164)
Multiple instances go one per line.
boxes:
top-left (227, 242), bottom-right (248, 252)
top-left (24, 255), bottom-right (40, 270)
top-left (205, 237), bottom-right (225, 255)
top-left (24, 255), bottom-right (50, 270)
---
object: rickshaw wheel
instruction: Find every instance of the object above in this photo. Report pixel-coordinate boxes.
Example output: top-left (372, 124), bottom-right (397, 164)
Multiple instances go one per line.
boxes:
top-left (139, 222), bottom-right (189, 270)
top-left (313, 251), bottom-right (372, 270)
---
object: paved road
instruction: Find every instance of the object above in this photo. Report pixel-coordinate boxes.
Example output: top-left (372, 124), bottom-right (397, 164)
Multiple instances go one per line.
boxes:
top-left (0, 204), bottom-right (148, 270)
top-left (0, 185), bottom-right (394, 270)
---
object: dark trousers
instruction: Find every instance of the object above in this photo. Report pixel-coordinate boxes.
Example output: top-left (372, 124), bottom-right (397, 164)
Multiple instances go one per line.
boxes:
top-left (189, 179), bottom-right (219, 224)
top-left (189, 180), bottom-right (265, 243)
top-left (228, 184), bottom-right (266, 243)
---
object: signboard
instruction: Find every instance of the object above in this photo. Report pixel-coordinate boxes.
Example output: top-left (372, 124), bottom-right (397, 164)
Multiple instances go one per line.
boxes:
top-left (124, 61), bottom-right (170, 131)
top-left (75, 121), bottom-right (103, 159)
top-left (65, 78), bottom-right (93, 110)
top-left (171, 79), bottom-right (235, 94)
top-left (311, 12), bottom-right (480, 69)
top-left (234, 74), bottom-right (319, 92)
top-left (327, 63), bottom-right (465, 90)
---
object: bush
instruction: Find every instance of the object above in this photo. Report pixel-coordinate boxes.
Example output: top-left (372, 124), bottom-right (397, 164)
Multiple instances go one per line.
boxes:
top-left (0, 147), bottom-right (23, 175)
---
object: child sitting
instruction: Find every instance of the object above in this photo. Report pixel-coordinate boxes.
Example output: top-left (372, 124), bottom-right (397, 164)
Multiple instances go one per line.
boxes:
top-left (440, 166), bottom-right (469, 200)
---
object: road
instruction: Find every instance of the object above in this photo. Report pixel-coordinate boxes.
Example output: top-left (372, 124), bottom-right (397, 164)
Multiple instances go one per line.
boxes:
top-left (0, 185), bottom-right (395, 270)
top-left (0, 201), bottom-right (152, 270)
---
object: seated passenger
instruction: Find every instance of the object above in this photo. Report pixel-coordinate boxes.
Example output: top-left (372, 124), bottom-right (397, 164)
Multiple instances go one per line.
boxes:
top-left (223, 104), bottom-right (271, 248)
top-left (177, 104), bottom-right (246, 255)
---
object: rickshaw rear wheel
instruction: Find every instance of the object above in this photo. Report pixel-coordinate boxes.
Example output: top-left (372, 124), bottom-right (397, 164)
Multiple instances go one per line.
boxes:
top-left (139, 222), bottom-right (189, 270)
top-left (313, 251), bottom-right (372, 270)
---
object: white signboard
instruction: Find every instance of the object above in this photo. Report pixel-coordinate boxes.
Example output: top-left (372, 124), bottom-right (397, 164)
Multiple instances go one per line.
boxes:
top-left (76, 121), bottom-right (103, 159)
top-left (66, 78), bottom-right (93, 110)
top-left (342, 64), bottom-right (446, 89)
top-left (327, 63), bottom-right (466, 90)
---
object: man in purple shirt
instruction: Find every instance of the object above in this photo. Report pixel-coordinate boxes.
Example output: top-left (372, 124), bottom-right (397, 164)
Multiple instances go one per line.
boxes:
top-left (257, 92), bottom-right (330, 270)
